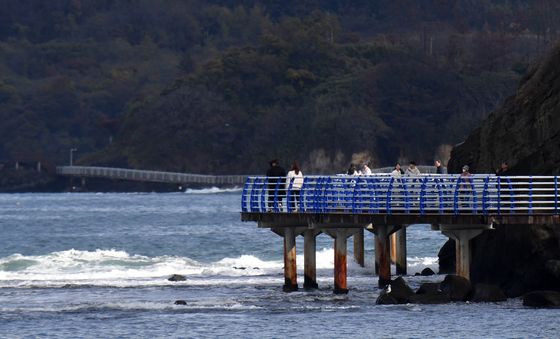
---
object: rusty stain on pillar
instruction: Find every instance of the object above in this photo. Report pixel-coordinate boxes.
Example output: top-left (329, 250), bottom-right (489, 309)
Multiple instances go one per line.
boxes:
top-left (390, 233), bottom-right (397, 264)
top-left (304, 230), bottom-right (320, 289)
top-left (375, 225), bottom-right (391, 288)
top-left (353, 228), bottom-right (365, 267)
top-left (395, 226), bottom-right (407, 275)
top-left (283, 227), bottom-right (298, 292)
top-left (334, 229), bottom-right (349, 294)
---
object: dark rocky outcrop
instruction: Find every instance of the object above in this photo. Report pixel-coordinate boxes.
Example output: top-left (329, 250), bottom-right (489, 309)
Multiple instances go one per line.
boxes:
top-left (448, 44), bottom-right (560, 175)
top-left (523, 291), bottom-right (560, 308)
top-left (470, 283), bottom-right (507, 302)
top-left (440, 275), bottom-right (472, 301)
top-left (168, 274), bottom-right (187, 282)
top-left (174, 300), bottom-right (187, 305)
top-left (437, 239), bottom-right (456, 274)
top-left (439, 224), bottom-right (560, 297)
top-left (444, 45), bottom-right (560, 297)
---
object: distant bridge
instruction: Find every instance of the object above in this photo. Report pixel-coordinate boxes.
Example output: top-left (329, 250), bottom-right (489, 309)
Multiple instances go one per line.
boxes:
top-left (56, 166), bottom-right (247, 186)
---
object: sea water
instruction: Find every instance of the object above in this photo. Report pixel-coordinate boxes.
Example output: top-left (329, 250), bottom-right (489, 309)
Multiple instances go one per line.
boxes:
top-left (0, 192), bottom-right (558, 338)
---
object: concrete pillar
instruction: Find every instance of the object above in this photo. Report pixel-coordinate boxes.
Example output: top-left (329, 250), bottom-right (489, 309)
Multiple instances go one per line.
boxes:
top-left (334, 229), bottom-right (349, 294)
top-left (283, 227), bottom-right (298, 292)
top-left (37, 161), bottom-right (42, 172)
top-left (304, 230), bottom-right (321, 289)
top-left (442, 229), bottom-right (483, 280)
top-left (375, 225), bottom-right (391, 287)
top-left (395, 226), bottom-right (407, 275)
top-left (353, 228), bottom-right (365, 267)
top-left (374, 233), bottom-right (380, 275)
top-left (15, 161), bottom-right (19, 170)
top-left (369, 225), bottom-right (399, 287)
top-left (81, 177), bottom-right (86, 189)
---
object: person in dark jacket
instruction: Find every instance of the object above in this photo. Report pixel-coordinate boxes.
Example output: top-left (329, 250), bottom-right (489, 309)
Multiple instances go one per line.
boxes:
top-left (495, 161), bottom-right (509, 176)
top-left (266, 159), bottom-right (286, 210)
top-left (435, 160), bottom-right (443, 174)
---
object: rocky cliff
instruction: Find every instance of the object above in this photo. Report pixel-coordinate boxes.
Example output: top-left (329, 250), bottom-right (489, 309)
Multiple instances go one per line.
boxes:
top-left (448, 44), bottom-right (560, 175)
top-left (443, 44), bottom-right (560, 296)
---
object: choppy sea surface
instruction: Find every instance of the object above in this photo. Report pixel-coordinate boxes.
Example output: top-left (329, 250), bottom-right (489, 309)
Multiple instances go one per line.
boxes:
top-left (0, 191), bottom-right (558, 338)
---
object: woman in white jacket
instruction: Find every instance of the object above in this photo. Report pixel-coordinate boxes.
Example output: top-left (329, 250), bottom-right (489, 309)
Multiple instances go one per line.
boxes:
top-left (286, 161), bottom-right (304, 212)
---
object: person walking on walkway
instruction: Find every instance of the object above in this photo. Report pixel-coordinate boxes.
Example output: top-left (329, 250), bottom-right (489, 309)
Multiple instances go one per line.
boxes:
top-left (286, 161), bottom-right (303, 212)
top-left (266, 159), bottom-right (286, 210)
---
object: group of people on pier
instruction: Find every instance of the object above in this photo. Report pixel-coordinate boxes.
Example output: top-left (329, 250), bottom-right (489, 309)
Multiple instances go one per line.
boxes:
top-left (265, 158), bottom-right (510, 212)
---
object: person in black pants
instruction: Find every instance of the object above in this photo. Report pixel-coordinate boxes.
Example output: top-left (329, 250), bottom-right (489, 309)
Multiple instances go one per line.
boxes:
top-left (266, 159), bottom-right (286, 210)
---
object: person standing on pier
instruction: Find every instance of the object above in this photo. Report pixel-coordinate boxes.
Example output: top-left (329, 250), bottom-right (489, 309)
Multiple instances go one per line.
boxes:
top-left (435, 160), bottom-right (443, 174)
top-left (495, 161), bottom-right (509, 176)
top-left (266, 159), bottom-right (286, 210)
top-left (286, 161), bottom-right (304, 212)
top-left (391, 163), bottom-right (402, 177)
top-left (405, 161), bottom-right (420, 176)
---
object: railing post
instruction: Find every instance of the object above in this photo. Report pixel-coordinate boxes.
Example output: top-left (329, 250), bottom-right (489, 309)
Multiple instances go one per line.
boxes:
top-left (482, 176), bottom-right (490, 215)
top-left (529, 176), bottom-right (533, 214)
top-left (555, 176), bottom-right (558, 215)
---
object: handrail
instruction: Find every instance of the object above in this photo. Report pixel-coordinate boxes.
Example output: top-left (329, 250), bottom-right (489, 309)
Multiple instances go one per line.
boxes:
top-left (241, 175), bottom-right (560, 216)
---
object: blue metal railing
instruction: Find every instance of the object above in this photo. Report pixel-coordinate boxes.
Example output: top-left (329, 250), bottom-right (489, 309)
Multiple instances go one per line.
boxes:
top-left (241, 175), bottom-right (560, 216)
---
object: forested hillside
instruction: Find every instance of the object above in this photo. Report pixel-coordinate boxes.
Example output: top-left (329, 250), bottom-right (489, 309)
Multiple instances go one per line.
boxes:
top-left (1, 0), bottom-right (559, 175)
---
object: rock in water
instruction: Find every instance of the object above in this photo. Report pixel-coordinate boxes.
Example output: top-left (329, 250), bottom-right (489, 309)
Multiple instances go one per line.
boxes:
top-left (470, 283), bottom-right (507, 302)
top-left (168, 274), bottom-right (186, 282)
top-left (174, 300), bottom-right (187, 305)
top-left (420, 267), bottom-right (436, 276)
top-left (438, 239), bottom-right (455, 274)
top-left (440, 275), bottom-right (472, 301)
top-left (375, 277), bottom-right (414, 305)
top-left (523, 291), bottom-right (560, 308)
top-left (416, 282), bottom-right (441, 295)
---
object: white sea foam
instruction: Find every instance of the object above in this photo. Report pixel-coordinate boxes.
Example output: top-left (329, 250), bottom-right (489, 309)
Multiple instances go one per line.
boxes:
top-left (0, 249), bottom-right (440, 288)
top-left (184, 187), bottom-right (242, 194)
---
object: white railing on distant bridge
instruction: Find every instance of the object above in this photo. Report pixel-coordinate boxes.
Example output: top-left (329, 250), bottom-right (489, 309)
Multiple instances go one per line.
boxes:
top-left (57, 166), bottom-right (247, 185)
top-left (241, 175), bottom-right (559, 215)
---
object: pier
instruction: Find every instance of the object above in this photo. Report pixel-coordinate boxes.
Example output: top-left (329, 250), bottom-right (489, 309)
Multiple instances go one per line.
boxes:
top-left (241, 174), bottom-right (559, 292)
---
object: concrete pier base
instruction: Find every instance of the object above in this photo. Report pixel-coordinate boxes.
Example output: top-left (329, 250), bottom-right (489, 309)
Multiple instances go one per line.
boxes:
top-left (442, 226), bottom-right (486, 280)
top-left (353, 228), bottom-right (365, 267)
top-left (304, 230), bottom-right (321, 289)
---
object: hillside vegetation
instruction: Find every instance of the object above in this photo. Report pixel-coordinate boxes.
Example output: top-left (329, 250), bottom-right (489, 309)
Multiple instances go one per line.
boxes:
top-left (1, 0), bottom-right (559, 175)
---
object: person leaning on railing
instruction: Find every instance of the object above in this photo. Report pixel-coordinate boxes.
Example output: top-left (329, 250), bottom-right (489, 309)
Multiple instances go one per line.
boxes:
top-left (266, 159), bottom-right (286, 210)
top-left (286, 161), bottom-right (303, 212)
